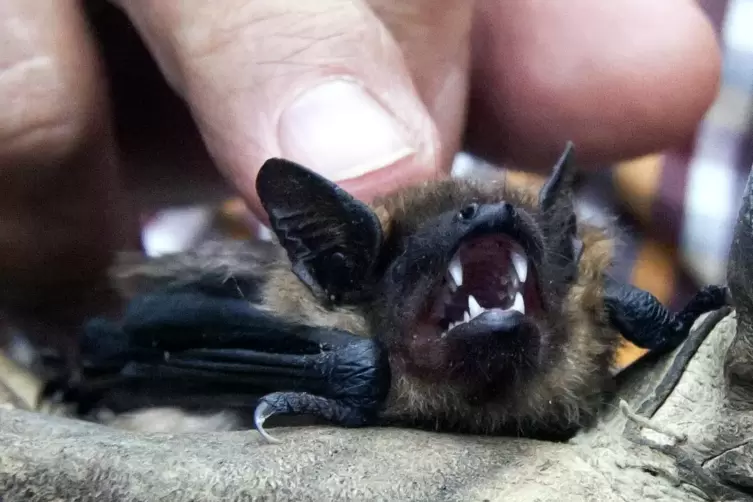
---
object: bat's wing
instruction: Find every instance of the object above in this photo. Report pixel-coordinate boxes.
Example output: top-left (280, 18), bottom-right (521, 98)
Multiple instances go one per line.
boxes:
top-left (42, 285), bottom-right (391, 442)
top-left (43, 157), bottom-right (394, 442)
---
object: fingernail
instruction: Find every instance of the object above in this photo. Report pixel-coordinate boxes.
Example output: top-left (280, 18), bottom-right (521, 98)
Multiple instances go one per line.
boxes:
top-left (278, 79), bottom-right (415, 181)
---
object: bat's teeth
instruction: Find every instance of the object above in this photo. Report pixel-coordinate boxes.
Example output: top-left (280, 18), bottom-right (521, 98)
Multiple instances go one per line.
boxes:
top-left (448, 255), bottom-right (463, 287)
top-left (511, 250), bottom-right (527, 283)
top-left (463, 310), bottom-right (470, 323)
top-left (468, 294), bottom-right (483, 318)
top-left (512, 291), bottom-right (525, 315)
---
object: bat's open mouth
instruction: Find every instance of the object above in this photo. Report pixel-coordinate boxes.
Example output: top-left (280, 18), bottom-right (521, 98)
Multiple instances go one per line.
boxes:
top-left (427, 233), bottom-right (542, 338)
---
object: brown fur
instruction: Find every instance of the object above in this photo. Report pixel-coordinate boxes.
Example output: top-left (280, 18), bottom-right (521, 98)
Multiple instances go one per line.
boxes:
top-left (99, 176), bottom-right (621, 436)
top-left (260, 265), bottom-right (371, 336)
top-left (112, 239), bottom-right (283, 300)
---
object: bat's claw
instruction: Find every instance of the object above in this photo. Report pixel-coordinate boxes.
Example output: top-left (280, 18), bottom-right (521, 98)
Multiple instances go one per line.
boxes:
top-left (253, 401), bottom-right (282, 444)
top-left (252, 391), bottom-right (377, 444)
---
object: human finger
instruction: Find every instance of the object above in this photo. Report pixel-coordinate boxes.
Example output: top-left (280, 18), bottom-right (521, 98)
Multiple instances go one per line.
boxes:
top-left (0, 0), bottom-right (129, 314)
top-left (114, 0), bottom-right (450, 219)
top-left (465, 0), bottom-right (722, 169)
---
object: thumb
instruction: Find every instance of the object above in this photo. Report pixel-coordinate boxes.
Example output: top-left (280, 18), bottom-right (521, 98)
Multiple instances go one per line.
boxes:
top-left (115, 0), bottom-right (443, 217)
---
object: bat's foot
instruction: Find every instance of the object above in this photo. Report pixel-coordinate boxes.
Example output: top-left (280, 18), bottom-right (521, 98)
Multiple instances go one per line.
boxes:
top-left (605, 277), bottom-right (731, 355)
top-left (677, 285), bottom-right (730, 321)
top-left (253, 391), bottom-right (377, 443)
top-left (674, 285), bottom-right (731, 334)
top-left (657, 285), bottom-right (732, 353)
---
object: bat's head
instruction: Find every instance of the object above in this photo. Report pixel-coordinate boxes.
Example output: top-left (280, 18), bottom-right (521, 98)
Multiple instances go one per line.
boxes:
top-left (257, 143), bottom-right (612, 433)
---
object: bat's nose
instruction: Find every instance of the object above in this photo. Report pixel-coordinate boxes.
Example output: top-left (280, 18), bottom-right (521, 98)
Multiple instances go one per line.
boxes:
top-left (456, 202), bottom-right (515, 233)
top-left (449, 201), bottom-right (544, 269)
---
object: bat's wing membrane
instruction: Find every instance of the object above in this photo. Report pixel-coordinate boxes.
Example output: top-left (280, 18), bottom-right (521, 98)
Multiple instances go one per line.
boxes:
top-left (42, 284), bottom-right (391, 441)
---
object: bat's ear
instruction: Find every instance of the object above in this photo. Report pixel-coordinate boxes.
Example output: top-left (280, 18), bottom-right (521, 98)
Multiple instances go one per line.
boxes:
top-left (538, 142), bottom-right (584, 280)
top-left (538, 141), bottom-right (576, 213)
top-left (255, 158), bottom-right (384, 303)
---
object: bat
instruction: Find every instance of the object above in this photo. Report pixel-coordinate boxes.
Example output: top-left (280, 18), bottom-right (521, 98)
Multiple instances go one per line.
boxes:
top-left (40, 142), bottom-right (729, 442)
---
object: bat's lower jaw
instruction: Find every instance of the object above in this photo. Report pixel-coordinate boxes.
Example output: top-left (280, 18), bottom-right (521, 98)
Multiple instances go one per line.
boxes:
top-left (443, 309), bottom-right (527, 340)
top-left (402, 312), bottom-right (544, 391)
top-left (451, 317), bottom-right (542, 381)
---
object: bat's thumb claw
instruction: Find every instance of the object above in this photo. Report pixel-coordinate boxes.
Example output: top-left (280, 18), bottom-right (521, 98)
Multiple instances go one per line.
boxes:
top-left (253, 401), bottom-right (282, 444)
top-left (252, 390), bottom-right (378, 444)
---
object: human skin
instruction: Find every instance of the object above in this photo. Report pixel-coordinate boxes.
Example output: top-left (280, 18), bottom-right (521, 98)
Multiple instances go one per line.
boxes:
top-left (0, 0), bottom-right (721, 319)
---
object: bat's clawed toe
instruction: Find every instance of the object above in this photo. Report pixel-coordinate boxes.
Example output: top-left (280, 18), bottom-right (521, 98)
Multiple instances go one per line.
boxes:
top-left (674, 285), bottom-right (731, 335)
top-left (253, 400), bottom-right (282, 444)
top-left (253, 391), bottom-right (376, 444)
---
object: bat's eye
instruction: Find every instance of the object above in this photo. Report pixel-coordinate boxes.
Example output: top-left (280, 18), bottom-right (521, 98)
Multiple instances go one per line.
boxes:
top-left (457, 203), bottom-right (479, 221)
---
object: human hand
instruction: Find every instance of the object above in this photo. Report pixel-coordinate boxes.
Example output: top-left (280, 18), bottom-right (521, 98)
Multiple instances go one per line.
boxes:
top-left (0, 0), bottom-right (721, 313)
